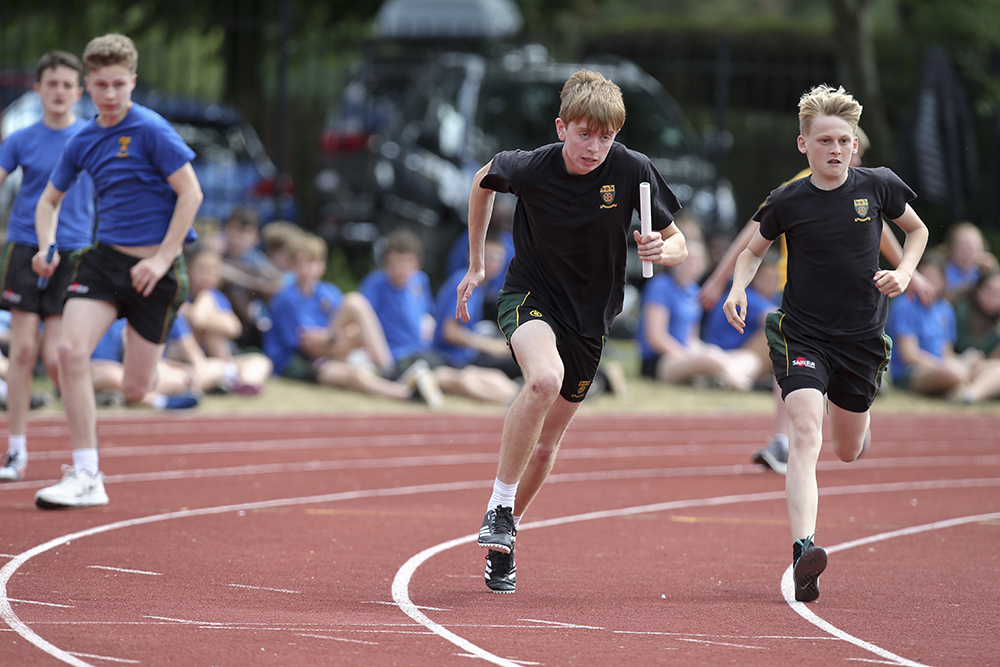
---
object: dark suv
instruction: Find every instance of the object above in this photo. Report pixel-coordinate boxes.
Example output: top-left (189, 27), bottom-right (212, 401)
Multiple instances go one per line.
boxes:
top-left (367, 48), bottom-right (737, 284)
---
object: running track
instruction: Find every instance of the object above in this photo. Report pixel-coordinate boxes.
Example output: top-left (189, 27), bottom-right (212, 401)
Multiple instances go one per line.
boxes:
top-left (0, 411), bottom-right (997, 666)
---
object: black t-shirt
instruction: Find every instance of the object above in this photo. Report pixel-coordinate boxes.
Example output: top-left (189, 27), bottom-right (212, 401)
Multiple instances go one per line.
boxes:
top-left (754, 166), bottom-right (916, 340)
top-left (482, 142), bottom-right (680, 337)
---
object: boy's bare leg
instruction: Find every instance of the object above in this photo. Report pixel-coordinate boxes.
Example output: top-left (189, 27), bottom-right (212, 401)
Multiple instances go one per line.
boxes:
top-left (495, 320), bottom-right (564, 486)
top-left (58, 300), bottom-right (119, 452)
top-left (783, 388), bottom-right (825, 540)
top-left (332, 292), bottom-right (393, 370)
top-left (6, 311), bottom-right (42, 437)
top-left (120, 326), bottom-right (168, 404)
top-left (316, 359), bottom-right (412, 400)
top-left (513, 397), bottom-right (580, 518)
top-left (433, 366), bottom-right (519, 404)
top-left (828, 402), bottom-right (870, 462)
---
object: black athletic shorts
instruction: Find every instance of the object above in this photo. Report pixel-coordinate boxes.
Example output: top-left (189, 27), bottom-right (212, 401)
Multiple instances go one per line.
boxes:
top-left (496, 290), bottom-right (605, 403)
top-left (66, 241), bottom-right (189, 345)
top-left (765, 310), bottom-right (892, 413)
top-left (0, 242), bottom-right (77, 318)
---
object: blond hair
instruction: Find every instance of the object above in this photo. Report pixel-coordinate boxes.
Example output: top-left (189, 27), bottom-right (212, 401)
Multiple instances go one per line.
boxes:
top-left (558, 69), bottom-right (626, 135)
top-left (290, 232), bottom-right (328, 263)
top-left (798, 84), bottom-right (862, 137)
top-left (83, 34), bottom-right (138, 74)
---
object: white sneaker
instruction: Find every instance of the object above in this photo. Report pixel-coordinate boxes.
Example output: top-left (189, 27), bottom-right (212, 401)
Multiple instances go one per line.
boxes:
top-left (35, 465), bottom-right (109, 509)
top-left (399, 360), bottom-right (443, 409)
top-left (0, 452), bottom-right (27, 481)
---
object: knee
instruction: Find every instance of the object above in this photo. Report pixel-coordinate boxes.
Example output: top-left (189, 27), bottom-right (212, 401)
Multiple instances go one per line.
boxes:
top-left (121, 376), bottom-right (153, 404)
top-left (57, 338), bottom-right (88, 371)
top-left (9, 339), bottom-right (39, 368)
top-left (530, 441), bottom-right (559, 468)
top-left (523, 369), bottom-right (562, 403)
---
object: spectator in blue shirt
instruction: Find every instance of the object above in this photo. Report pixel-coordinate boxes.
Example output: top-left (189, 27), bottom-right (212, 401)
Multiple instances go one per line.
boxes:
top-left (362, 229), bottom-right (519, 405)
top-left (888, 255), bottom-right (1000, 403)
top-left (264, 232), bottom-right (440, 406)
top-left (636, 237), bottom-right (760, 390)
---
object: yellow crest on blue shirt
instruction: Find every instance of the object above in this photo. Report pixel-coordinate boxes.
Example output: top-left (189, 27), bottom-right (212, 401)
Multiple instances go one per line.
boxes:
top-left (117, 136), bottom-right (131, 158)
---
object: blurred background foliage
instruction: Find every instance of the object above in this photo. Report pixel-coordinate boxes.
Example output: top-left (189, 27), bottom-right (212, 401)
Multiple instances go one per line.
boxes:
top-left (2, 0), bottom-right (999, 252)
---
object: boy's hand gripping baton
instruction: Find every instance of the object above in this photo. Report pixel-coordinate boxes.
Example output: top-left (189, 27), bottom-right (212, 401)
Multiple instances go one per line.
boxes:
top-left (37, 243), bottom-right (57, 290)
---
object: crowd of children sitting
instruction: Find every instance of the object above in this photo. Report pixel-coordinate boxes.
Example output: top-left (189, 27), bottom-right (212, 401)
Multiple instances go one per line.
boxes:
top-left (7, 204), bottom-right (999, 412)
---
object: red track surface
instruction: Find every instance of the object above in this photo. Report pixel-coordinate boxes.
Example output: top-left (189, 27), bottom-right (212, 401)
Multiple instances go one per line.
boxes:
top-left (1, 411), bottom-right (998, 666)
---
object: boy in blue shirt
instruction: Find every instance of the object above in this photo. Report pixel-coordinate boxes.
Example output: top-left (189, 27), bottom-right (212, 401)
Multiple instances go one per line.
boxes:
top-left (888, 255), bottom-right (1000, 403)
top-left (0, 51), bottom-right (95, 482)
top-left (362, 229), bottom-right (519, 405)
top-left (33, 34), bottom-right (203, 509)
top-left (264, 232), bottom-right (439, 405)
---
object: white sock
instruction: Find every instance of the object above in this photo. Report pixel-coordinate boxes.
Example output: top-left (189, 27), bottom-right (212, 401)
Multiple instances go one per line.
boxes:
top-left (513, 514), bottom-right (522, 528)
top-left (488, 478), bottom-right (518, 512)
top-left (72, 448), bottom-right (99, 476)
top-left (8, 434), bottom-right (27, 459)
top-left (773, 433), bottom-right (789, 455)
top-left (0, 378), bottom-right (7, 402)
top-left (150, 393), bottom-right (168, 410)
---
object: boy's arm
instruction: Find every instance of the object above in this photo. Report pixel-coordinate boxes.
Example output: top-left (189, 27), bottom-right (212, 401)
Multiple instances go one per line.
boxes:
top-left (875, 204), bottom-right (929, 299)
top-left (700, 218), bottom-right (760, 309)
top-left (457, 160), bottom-right (495, 323)
top-left (32, 182), bottom-right (67, 278)
top-left (132, 163), bottom-right (203, 297)
top-left (723, 230), bottom-right (773, 334)
top-left (879, 221), bottom-right (934, 305)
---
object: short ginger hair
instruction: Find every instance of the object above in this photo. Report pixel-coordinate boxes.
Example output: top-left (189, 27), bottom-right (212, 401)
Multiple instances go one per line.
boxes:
top-left (558, 69), bottom-right (626, 135)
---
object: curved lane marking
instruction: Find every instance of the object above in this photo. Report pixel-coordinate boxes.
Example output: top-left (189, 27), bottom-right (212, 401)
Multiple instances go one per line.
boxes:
top-left (781, 511), bottom-right (1000, 667)
top-left (3, 476), bottom-right (998, 666)
top-left (393, 477), bottom-right (1000, 667)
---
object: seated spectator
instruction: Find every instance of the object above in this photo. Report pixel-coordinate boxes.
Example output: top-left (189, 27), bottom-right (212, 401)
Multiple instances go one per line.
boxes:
top-left (444, 193), bottom-right (515, 321)
top-left (183, 244), bottom-right (274, 394)
top-left (955, 269), bottom-right (1000, 358)
top-left (943, 222), bottom-right (998, 302)
top-left (433, 228), bottom-right (521, 380)
top-left (701, 247), bottom-right (780, 386)
top-left (260, 220), bottom-right (303, 287)
top-left (90, 318), bottom-right (201, 410)
top-left (362, 229), bottom-right (519, 405)
top-left (263, 232), bottom-right (441, 406)
top-left (636, 238), bottom-right (760, 390)
top-left (888, 256), bottom-right (1000, 403)
top-left (211, 206), bottom-right (286, 349)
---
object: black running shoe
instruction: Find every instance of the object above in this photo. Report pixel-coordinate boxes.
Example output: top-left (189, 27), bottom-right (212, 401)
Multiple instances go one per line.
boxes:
top-left (793, 536), bottom-right (828, 602)
top-left (478, 505), bottom-right (516, 553)
top-left (485, 548), bottom-right (516, 593)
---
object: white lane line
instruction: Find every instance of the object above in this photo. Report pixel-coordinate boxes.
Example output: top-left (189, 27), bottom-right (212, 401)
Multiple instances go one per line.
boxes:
top-left (2, 476), bottom-right (998, 666)
top-left (294, 632), bottom-right (379, 645)
top-left (394, 478), bottom-right (1000, 667)
top-left (67, 652), bottom-right (141, 664)
top-left (519, 619), bottom-right (604, 630)
top-left (781, 511), bottom-right (1000, 667)
top-left (227, 584), bottom-right (300, 594)
top-left (675, 637), bottom-right (765, 650)
top-left (87, 566), bottom-right (162, 576)
top-left (7, 599), bottom-right (75, 608)
top-left (3, 452), bottom-right (997, 495)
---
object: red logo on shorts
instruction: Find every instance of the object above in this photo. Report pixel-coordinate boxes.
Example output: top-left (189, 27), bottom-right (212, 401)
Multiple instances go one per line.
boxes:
top-left (792, 357), bottom-right (816, 369)
top-left (67, 282), bottom-right (90, 294)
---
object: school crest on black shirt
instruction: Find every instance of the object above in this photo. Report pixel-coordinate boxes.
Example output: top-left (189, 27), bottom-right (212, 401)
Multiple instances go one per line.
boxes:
top-left (854, 198), bottom-right (870, 221)
top-left (600, 184), bottom-right (617, 209)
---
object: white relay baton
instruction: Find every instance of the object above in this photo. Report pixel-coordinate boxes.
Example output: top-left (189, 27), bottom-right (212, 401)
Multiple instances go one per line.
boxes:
top-left (639, 181), bottom-right (653, 278)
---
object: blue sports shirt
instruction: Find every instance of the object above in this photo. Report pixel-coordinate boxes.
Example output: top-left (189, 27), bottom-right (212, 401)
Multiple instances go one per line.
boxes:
top-left (432, 269), bottom-right (482, 368)
top-left (264, 280), bottom-right (344, 375)
top-left (635, 272), bottom-right (702, 360)
top-left (0, 118), bottom-right (94, 249)
top-left (49, 103), bottom-right (195, 247)
top-left (360, 269), bottom-right (434, 362)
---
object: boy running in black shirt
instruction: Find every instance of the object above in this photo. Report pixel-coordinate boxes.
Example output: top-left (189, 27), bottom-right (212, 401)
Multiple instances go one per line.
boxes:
top-left (724, 84), bottom-right (928, 602)
top-left (458, 69), bottom-right (687, 593)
